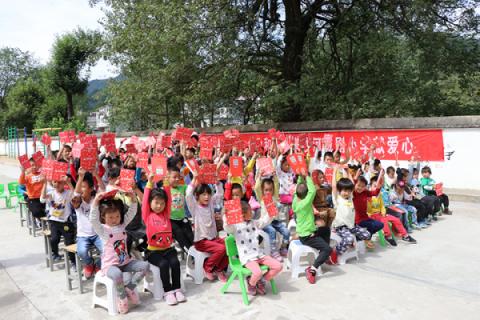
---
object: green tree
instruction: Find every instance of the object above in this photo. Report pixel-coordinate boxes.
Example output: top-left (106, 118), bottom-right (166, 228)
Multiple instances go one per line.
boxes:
top-left (50, 28), bottom-right (103, 120)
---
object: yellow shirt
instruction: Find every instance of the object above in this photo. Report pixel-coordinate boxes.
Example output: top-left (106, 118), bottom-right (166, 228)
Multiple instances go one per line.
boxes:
top-left (367, 195), bottom-right (386, 217)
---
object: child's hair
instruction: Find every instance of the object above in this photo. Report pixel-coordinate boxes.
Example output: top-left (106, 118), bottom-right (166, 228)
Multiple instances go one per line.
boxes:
top-left (421, 166), bottom-right (432, 174)
top-left (83, 172), bottom-right (95, 189)
top-left (373, 159), bottom-right (381, 168)
top-left (63, 144), bottom-right (72, 152)
top-left (357, 176), bottom-right (368, 186)
top-left (194, 184), bottom-right (212, 198)
top-left (337, 178), bottom-right (354, 192)
top-left (108, 167), bottom-right (121, 179)
top-left (187, 147), bottom-right (196, 154)
top-left (370, 175), bottom-right (378, 184)
top-left (167, 156), bottom-right (183, 170)
top-left (231, 183), bottom-right (243, 194)
top-left (99, 199), bottom-right (125, 224)
top-left (168, 166), bottom-right (180, 174)
top-left (334, 150), bottom-right (341, 157)
top-left (261, 178), bottom-right (274, 193)
top-left (149, 188), bottom-right (168, 204)
top-left (324, 151), bottom-right (334, 160)
top-left (296, 183), bottom-right (308, 199)
top-left (386, 166), bottom-right (395, 175)
top-left (413, 168), bottom-right (419, 174)
top-left (108, 157), bottom-right (122, 168)
top-left (280, 156), bottom-right (289, 166)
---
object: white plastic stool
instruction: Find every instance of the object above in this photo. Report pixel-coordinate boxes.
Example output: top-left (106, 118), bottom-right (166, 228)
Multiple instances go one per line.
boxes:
top-left (286, 240), bottom-right (319, 279)
top-left (258, 230), bottom-right (271, 256)
top-left (330, 233), bottom-right (359, 265)
top-left (92, 273), bottom-right (118, 316)
top-left (357, 240), bottom-right (366, 255)
top-left (287, 219), bottom-right (296, 234)
top-left (144, 263), bottom-right (185, 300)
top-left (184, 246), bottom-right (211, 285)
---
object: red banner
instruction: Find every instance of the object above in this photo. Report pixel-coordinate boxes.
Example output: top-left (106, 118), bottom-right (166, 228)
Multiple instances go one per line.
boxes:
top-left (200, 129), bottom-right (444, 161)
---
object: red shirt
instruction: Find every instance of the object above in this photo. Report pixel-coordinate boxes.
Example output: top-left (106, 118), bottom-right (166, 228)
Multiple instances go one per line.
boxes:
top-left (353, 188), bottom-right (380, 224)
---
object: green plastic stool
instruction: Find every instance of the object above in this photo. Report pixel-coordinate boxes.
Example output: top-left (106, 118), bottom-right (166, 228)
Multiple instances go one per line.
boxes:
top-left (7, 182), bottom-right (19, 209)
top-left (220, 235), bottom-right (278, 306)
top-left (377, 222), bottom-right (395, 247)
top-left (0, 184), bottom-right (10, 208)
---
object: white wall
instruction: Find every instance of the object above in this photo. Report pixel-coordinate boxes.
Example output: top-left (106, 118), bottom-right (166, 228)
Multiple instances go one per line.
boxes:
top-left (1, 128), bottom-right (479, 190)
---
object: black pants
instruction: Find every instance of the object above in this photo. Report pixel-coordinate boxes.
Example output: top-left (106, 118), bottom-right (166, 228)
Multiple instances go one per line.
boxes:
top-left (27, 198), bottom-right (46, 218)
top-left (421, 195), bottom-right (441, 215)
top-left (437, 194), bottom-right (449, 209)
top-left (171, 219), bottom-right (193, 253)
top-left (299, 227), bottom-right (332, 269)
top-left (49, 220), bottom-right (76, 263)
top-left (406, 199), bottom-right (428, 222)
top-left (146, 248), bottom-right (181, 292)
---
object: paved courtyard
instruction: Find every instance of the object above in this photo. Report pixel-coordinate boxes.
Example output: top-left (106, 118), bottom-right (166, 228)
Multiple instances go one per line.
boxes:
top-left (0, 164), bottom-right (479, 320)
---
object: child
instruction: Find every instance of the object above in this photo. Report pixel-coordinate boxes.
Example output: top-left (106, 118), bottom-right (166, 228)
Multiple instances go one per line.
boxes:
top-left (167, 167), bottom-right (193, 254)
top-left (90, 190), bottom-right (149, 314)
top-left (331, 168), bottom-right (371, 253)
top-left (293, 174), bottom-right (332, 284)
top-left (420, 166), bottom-right (452, 215)
top-left (143, 173), bottom-right (185, 305)
top-left (255, 173), bottom-right (290, 261)
top-left (276, 155), bottom-right (296, 217)
top-left (72, 169), bottom-right (104, 279)
top-left (311, 169), bottom-right (336, 228)
top-left (41, 176), bottom-right (76, 263)
top-left (186, 171), bottom-right (228, 282)
top-left (384, 166), bottom-right (396, 192)
top-left (389, 181), bottom-right (420, 232)
top-left (367, 176), bottom-right (416, 245)
top-left (223, 201), bottom-right (282, 295)
top-left (19, 158), bottom-right (46, 225)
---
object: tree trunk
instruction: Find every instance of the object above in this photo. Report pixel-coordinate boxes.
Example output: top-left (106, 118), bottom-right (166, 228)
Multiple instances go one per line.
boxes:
top-left (66, 91), bottom-right (74, 120)
top-left (164, 99), bottom-right (170, 130)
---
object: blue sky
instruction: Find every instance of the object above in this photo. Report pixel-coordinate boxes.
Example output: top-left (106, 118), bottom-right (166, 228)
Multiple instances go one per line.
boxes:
top-left (0, 0), bottom-right (118, 79)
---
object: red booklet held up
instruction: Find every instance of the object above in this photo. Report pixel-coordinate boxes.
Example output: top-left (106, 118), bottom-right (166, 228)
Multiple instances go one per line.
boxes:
top-left (101, 132), bottom-right (116, 153)
top-left (101, 189), bottom-right (118, 200)
top-left (18, 154), bottom-right (31, 169)
top-left (287, 153), bottom-right (308, 175)
top-left (41, 133), bottom-right (52, 146)
top-left (199, 147), bottom-right (213, 160)
top-left (224, 199), bottom-right (244, 225)
top-left (198, 163), bottom-right (218, 184)
top-left (185, 159), bottom-right (200, 175)
top-left (119, 169), bottom-right (135, 191)
top-left (151, 155), bottom-right (167, 182)
top-left (136, 152), bottom-right (149, 170)
top-left (59, 130), bottom-right (76, 144)
top-left (72, 143), bottom-right (84, 158)
top-left (324, 167), bottom-right (334, 185)
top-left (218, 163), bottom-right (229, 181)
top-left (52, 161), bottom-right (69, 181)
top-left (32, 151), bottom-right (44, 167)
top-left (80, 148), bottom-right (97, 171)
top-left (229, 156), bottom-right (243, 177)
top-left (435, 182), bottom-right (443, 196)
top-left (41, 159), bottom-right (55, 180)
top-left (125, 144), bottom-right (137, 154)
top-left (262, 193), bottom-right (278, 218)
top-left (256, 157), bottom-right (273, 176)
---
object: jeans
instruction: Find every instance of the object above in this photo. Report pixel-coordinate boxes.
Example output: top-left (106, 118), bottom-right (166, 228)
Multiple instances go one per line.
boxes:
top-left (146, 247), bottom-right (181, 292)
top-left (357, 218), bottom-right (384, 237)
top-left (77, 235), bottom-right (103, 267)
top-left (299, 227), bottom-right (332, 268)
top-left (263, 220), bottom-right (290, 249)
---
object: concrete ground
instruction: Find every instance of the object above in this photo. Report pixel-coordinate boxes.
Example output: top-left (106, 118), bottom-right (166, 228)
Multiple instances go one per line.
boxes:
top-left (0, 164), bottom-right (479, 320)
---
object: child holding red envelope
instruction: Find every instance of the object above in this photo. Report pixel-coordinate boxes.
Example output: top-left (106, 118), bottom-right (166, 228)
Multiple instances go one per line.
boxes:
top-left (186, 169), bottom-right (228, 282)
top-left (223, 201), bottom-right (282, 296)
top-left (19, 157), bottom-right (46, 224)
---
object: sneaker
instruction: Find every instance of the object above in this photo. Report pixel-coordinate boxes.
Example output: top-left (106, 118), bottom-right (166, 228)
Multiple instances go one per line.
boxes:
top-left (117, 297), bottom-right (129, 314)
top-left (52, 254), bottom-right (62, 262)
top-left (272, 251), bottom-right (283, 262)
top-left (305, 267), bottom-right (316, 284)
top-left (419, 222), bottom-right (428, 228)
top-left (402, 235), bottom-right (417, 244)
top-left (83, 264), bottom-right (95, 279)
top-left (386, 237), bottom-right (397, 247)
top-left (246, 276), bottom-right (257, 296)
top-left (164, 291), bottom-right (178, 305)
top-left (70, 264), bottom-right (77, 273)
top-left (215, 270), bottom-right (227, 283)
top-left (204, 270), bottom-right (216, 281)
top-left (125, 287), bottom-right (140, 305)
top-left (326, 249), bottom-right (338, 265)
top-left (425, 219), bottom-right (432, 225)
top-left (412, 223), bottom-right (422, 230)
top-left (365, 240), bottom-right (375, 250)
top-left (432, 215), bottom-right (438, 221)
top-left (279, 247), bottom-right (288, 257)
top-left (256, 278), bottom-right (266, 295)
top-left (443, 208), bottom-right (453, 215)
top-left (174, 289), bottom-right (187, 303)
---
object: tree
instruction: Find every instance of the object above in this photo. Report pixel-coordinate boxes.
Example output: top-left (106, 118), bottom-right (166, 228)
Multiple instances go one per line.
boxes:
top-left (0, 47), bottom-right (37, 108)
top-left (50, 28), bottom-right (103, 120)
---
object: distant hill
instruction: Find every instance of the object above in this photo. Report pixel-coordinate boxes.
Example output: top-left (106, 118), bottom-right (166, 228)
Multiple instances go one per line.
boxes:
top-left (85, 75), bottom-right (123, 111)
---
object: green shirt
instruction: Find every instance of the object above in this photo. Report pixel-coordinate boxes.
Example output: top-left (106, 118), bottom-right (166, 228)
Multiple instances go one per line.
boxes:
top-left (292, 176), bottom-right (317, 237)
top-left (170, 185), bottom-right (187, 220)
top-left (419, 177), bottom-right (435, 196)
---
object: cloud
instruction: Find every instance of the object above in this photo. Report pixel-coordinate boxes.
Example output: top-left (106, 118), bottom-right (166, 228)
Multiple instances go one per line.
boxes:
top-left (0, 0), bottom-right (118, 79)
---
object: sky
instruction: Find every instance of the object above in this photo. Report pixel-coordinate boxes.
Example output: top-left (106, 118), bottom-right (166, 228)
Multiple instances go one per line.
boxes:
top-left (0, 0), bottom-right (118, 79)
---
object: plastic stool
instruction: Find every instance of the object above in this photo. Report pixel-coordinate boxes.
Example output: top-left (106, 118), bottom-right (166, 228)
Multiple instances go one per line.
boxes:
top-left (144, 263), bottom-right (185, 300)
top-left (330, 233), bottom-right (359, 265)
top-left (92, 273), bottom-right (118, 316)
top-left (286, 240), bottom-right (319, 279)
top-left (184, 246), bottom-right (211, 285)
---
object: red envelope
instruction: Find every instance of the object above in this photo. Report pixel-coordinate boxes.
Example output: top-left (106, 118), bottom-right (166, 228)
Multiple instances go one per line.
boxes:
top-left (146, 136), bottom-right (156, 148)
top-left (165, 148), bottom-right (174, 158)
top-left (324, 167), bottom-right (334, 185)
top-left (136, 152), bottom-right (149, 169)
top-left (218, 163), bottom-right (229, 181)
top-left (220, 137), bottom-right (234, 153)
top-left (256, 157), bottom-right (273, 176)
top-left (233, 140), bottom-right (247, 151)
top-left (268, 128), bottom-right (277, 138)
top-left (248, 139), bottom-right (257, 156)
top-left (101, 189), bottom-right (118, 200)
top-left (172, 127), bottom-right (193, 142)
top-left (199, 147), bottom-right (213, 160)
top-left (41, 159), bottom-right (55, 180)
top-left (125, 144), bottom-right (137, 154)
top-left (135, 139), bottom-right (147, 152)
top-left (198, 163), bottom-right (218, 184)
top-left (200, 136), bottom-right (214, 149)
top-left (52, 161), bottom-right (68, 181)
top-left (41, 133), bottom-right (51, 146)
top-left (101, 132), bottom-right (116, 153)
top-left (185, 159), bottom-right (200, 174)
top-left (278, 141), bottom-right (290, 155)
top-left (287, 153), bottom-right (307, 175)
top-left (119, 169), bottom-right (135, 191)
top-left (59, 130), bottom-right (76, 144)
top-left (78, 132), bottom-right (86, 141)
top-left (435, 183), bottom-right (443, 196)
top-left (151, 155), bottom-right (167, 182)
top-left (32, 151), bottom-right (44, 167)
top-left (71, 143), bottom-right (83, 158)
top-left (263, 193), bottom-right (278, 218)
top-left (223, 129), bottom-right (240, 139)
top-left (80, 147), bottom-right (97, 171)
top-left (297, 134), bottom-right (307, 147)
top-left (162, 135), bottom-right (171, 149)
top-left (18, 154), bottom-right (31, 169)
top-left (276, 131), bottom-right (286, 141)
top-left (224, 199), bottom-right (244, 225)
top-left (229, 156), bottom-right (243, 177)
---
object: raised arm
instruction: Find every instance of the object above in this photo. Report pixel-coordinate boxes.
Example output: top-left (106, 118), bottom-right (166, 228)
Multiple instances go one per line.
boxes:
top-left (142, 173), bottom-right (155, 222)
top-left (123, 191), bottom-right (138, 226)
top-left (90, 192), bottom-right (107, 239)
